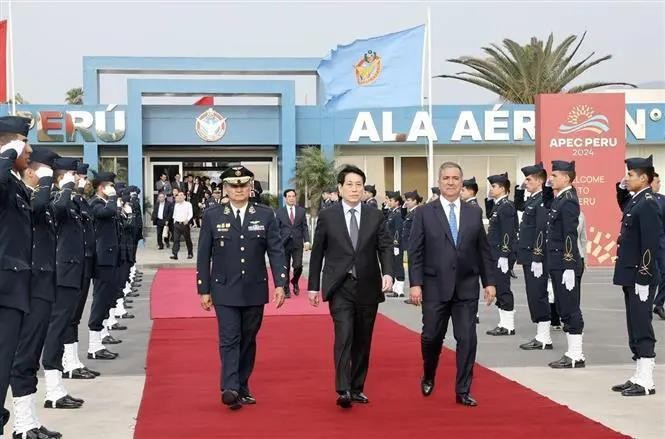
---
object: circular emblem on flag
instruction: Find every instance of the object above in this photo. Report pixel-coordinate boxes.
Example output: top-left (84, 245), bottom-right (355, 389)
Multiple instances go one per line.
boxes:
top-left (195, 108), bottom-right (227, 142)
top-left (354, 50), bottom-right (382, 86)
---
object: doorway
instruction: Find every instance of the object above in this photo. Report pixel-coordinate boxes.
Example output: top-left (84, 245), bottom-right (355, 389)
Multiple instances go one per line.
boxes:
top-left (152, 161), bottom-right (183, 202)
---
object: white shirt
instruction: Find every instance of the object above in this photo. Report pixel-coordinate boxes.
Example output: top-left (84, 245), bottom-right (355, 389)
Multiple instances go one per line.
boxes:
top-left (440, 196), bottom-right (461, 231)
top-left (230, 202), bottom-right (249, 226)
top-left (173, 201), bottom-right (193, 223)
top-left (632, 187), bottom-right (650, 198)
top-left (342, 200), bottom-right (361, 236)
top-left (157, 202), bottom-right (165, 220)
top-left (495, 194), bottom-right (508, 202)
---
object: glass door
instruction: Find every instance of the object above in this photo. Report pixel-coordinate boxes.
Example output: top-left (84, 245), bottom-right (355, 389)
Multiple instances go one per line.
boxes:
top-left (151, 161), bottom-right (183, 203)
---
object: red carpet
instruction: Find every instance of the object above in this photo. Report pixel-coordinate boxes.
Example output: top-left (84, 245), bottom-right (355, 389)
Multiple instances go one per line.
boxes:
top-left (150, 268), bottom-right (328, 318)
top-left (134, 314), bottom-right (626, 439)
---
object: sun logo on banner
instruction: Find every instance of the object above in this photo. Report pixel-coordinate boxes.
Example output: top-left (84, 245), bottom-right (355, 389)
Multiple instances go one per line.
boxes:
top-left (587, 225), bottom-right (618, 264)
top-left (558, 105), bottom-right (610, 135)
top-left (354, 50), bottom-right (382, 86)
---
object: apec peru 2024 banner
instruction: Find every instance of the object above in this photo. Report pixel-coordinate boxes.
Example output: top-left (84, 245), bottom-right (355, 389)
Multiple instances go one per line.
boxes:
top-left (536, 93), bottom-right (626, 267)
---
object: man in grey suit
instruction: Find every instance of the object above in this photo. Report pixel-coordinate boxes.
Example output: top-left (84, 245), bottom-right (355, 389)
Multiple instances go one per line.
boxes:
top-left (408, 161), bottom-right (496, 407)
top-left (275, 189), bottom-right (310, 298)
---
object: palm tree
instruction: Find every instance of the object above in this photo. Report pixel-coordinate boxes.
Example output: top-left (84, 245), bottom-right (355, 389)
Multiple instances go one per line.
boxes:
top-left (437, 32), bottom-right (636, 104)
top-left (292, 146), bottom-right (337, 216)
top-left (65, 87), bottom-right (84, 105)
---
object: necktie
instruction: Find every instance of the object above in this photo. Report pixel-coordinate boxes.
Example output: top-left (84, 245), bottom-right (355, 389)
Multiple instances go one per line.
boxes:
top-left (236, 209), bottom-right (242, 228)
top-left (349, 208), bottom-right (359, 249)
top-left (289, 207), bottom-right (295, 225)
top-left (448, 203), bottom-right (458, 245)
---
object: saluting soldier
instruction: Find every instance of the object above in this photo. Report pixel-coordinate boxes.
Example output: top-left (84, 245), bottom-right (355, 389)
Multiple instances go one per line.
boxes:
top-left (485, 173), bottom-right (518, 336)
top-left (611, 155), bottom-right (662, 396)
top-left (546, 160), bottom-right (586, 369)
top-left (514, 163), bottom-right (555, 350)
top-left (385, 191), bottom-right (405, 298)
top-left (648, 172), bottom-right (665, 321)
top-left (196, 166), bottom-right (287, 410)
top-left (0, 117), bottom-right (33, 439)
top-left (461, 177), bottom-right (480, 206)
top-left (10, 149), bottom-right (62, 439)
top-left (42, 157), bottom-right (86, 409)
top-left (127, 185), bottom-right (144, 287)
top-left (364, 185), bottom-right (378, 208)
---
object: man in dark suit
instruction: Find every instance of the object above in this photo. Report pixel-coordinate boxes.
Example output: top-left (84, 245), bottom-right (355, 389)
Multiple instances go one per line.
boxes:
top-left (0, 116), bottom-right (34, 438)
top-left (276, 189), bottom-right (310, 298)
top-left (152, 192), bottom-right (174, 249)
top-left (197, 166), bottom-right (286, 411)
top-left (308, 165), bottom-right (393, 409)
top-left (408, 161), bottom-right (496, 407)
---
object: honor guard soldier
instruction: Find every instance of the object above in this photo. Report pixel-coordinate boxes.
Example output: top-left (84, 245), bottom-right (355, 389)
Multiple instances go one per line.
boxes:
top-left (546, 160), bottom-right (586, 368)
top-left (461, 177), bottom-right (479, 206)
top-left (402, 190), bottom-right (422, 305)
top-left (648, 173), bottom-right (665, 321)
top-left (0, 116), bottom-right (33, 439)
top-left (10, 149), bottom-right (62, 439)
top-left (514, 163), bottom-right (555, 350)
top-left (385, 191), bottom-right (405, 297)
top-left (42, 157), bottom-right (86, 410)
top-left (196, 166), bottom-right (287, 410)
top-left (612, 155), bottom-right (662, 396)
top-left (364, 185), bottom-right (378, 208)
top-left (127, 185), bottom-right (144, 286)
top-left (485, 173), bottom-right (518, 336)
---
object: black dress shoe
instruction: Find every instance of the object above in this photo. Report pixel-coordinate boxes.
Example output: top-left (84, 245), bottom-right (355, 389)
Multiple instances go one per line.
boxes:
top-left (125, 304), bottom-right (134, 309)
top-left (421, 378), bottom-right (434, 396)
top-left (336, 391), bottom-right (352, 409)
top-left (87, 349), bottom-right (118, 360)
top-left (486, 326), bottom-right (515, 336)
top-left (65, 394), bottom-right (84, 404)
top-left (125, 299), bottom-right (134, 304)
top-left (519, 338), bottom-right (553, 350)
top-left (221, 390), bottom-right (242, 410)
top-left (239, 394), bottom-right (256, 405)
top-left (292, 284), bottom-right (300, 296)
top-left (43, 396), bottom-right (82, 409)
top-left (158, 246), bottom-right (164, 250)
top-left (548, 355), bottom-right (585, 369)
top-left (111, 323), bottom-right (128, 331)
top-left (62, 368), bottom-right (96, 379)
top-left (654, 306), bottom-right (665, 320)
top-left (82, 366), bottom-right (101, 376)
top-left (621, 383), bottom-right (656, 396)
top-left (351, 392), bottom-right (369, 403)
top-left (118, 313), bottom-right (135, 319)
top-left (456, 394), bottom-right (478, 407)
top-left (384, 291), bottom-right (399, 298)
top-left (13, 425), bottom-right (62, 439)
top-left (611, 380), bottom-right (634, 392)
top-left (102, 335), bottom-right (122, 344)
top-left (169, 255), bottom-right (178, 260)
top-left (126, 292), bottom-right (140, 298)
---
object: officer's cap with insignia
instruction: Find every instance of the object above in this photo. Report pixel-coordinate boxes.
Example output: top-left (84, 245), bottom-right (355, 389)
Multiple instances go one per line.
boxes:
top-left (0, 116), bottom-right (31, 136)
top-left (625, 155), bottom-right (654, 171)
top-left (404, 190), bottom-right (423, 203)
top-left (552, 160), bottom-right (575, 172)
top-left (221, 166), bottom-right (253, 186)
top-left (76, 162), bottom-right (89, 176)
top-left (487, 172), bottom-right (509, 185)
top-left (463, 177), bottom-right (477, 187)
top-left (521, 162), bottom-right (545, 177)
top-left (91, 170), bottom-right (116, 186)
top-left (29, 149), bottom-right (59, 168)
top-left (386, 190), bottom-right (401, 199)
top-left (364, 184), bottom-right (376, 197)
top-left (52, 157), bottom-right (79, 172)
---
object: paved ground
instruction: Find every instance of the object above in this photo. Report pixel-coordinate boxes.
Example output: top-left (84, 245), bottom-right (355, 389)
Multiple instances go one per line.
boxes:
top-left (5, 227), bottom-right (664, 438)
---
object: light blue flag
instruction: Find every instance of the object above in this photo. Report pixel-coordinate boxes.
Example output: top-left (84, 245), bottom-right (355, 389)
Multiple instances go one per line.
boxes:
top-left (318, 25), bottom-right (425, 112)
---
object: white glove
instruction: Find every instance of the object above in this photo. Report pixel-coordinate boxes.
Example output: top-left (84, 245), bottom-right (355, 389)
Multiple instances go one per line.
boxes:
top-left (531, 261), bottom-right (543, 278)
top-left (635, 284), bottom-right (649, 302)
top-left (35, 166), bottom-right (53, 179)
top-left (545, 178), bottom-right (553, 188)
top-left (123, 203), bottom-right (133, 214)
top-left (562, 269), bottom-right (575, 291)
top-left (60, 173), bottom-right (76, 187)
top-left (116, 198), bottom-right (123, 208)
top-left (619, 179), bottom-right (627, 190)
top-left (497, 257), bottom-right (509, 274)
top-left (103, 185), bottom-right (116, 197)
top-left (78, 178), bottom-right (87, 189)
top-left (0, 139), bottom-right (25, 156)
top-left (394, 247), bottom-right (400, 256)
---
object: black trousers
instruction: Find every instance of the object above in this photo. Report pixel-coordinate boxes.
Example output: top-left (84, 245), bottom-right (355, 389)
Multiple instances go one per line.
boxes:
top-left (328, 276), bottom-right (379, 393)
top-left (549, 269), bottom-right (584, 334)
top-left (89, 269), bottom-right (117, 331)
top-left (43, 286), bottom-right (80, 371)
top-left (0, 307), bottom-right (23, 436)
top-left (421, 297), bottom-right (478, 396)
top-left (11, 298), bottom-right (52, 397)
top-left (115, 261), bottom-right (131, 302)
top-left (494, 266), bottom-right (514, 311)
top-left (284, 240), bottom-right (304, 288)
top-left (522, 264), bottom-right (550, 323)
top-left (393, 249), bottom-right (405, 282)
top-left (172, 223), bottom-right (193, 256)
top-left (214, 305), bottom-right (264, 395)
top-left (156, 224), bottom-right (169, 248)
top-left (623, 285), bottom-right (657, 359)
top-left (64, 258), bottom-right (94, 344)
top-left (654, 251), bottom-right (665, 308)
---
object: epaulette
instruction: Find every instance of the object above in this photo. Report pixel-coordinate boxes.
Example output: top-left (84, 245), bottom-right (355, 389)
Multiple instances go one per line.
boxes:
top-left (645, 192), bottom-right (653, 200)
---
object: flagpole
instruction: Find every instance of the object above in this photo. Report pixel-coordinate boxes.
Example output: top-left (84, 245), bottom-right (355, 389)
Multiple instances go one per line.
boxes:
top-left (8, 0), bottom-right (15, 115)
top-left (420, 21), bottom-right (426, 109)
top-left (426, 7), bottom-right (434, 196)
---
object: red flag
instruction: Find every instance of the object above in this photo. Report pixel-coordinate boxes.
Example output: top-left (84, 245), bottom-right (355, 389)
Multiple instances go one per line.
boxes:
top-left (193, 96), bottom-right (213, 106)
top-left (0, 20), bottom-right (6, 103)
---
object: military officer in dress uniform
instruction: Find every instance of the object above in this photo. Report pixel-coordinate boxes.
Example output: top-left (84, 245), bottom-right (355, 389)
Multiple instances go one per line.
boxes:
top-left (10, 149), bottom-right (62, 439)
top-left (42, 157), bottom-right (86, 410)
top-left (546, 160), bottom-right (586, 369)
top-left (485, 173), bottom-right (518, 336)
top-left (385, 191), bottom-right (406, 298)
top-left (514, 163), bottom-right (555, 350)
top-left (196, 166), bottom-right (287, 410)
top-left (461, 177), bottom-right (480, 206)
top-left (363, 185), bottom-right (378, 208)
top-left (611, 156), bottom-right (662, 396)
top-left (648, 173), bottom-right (665, 321)
top-left (0, 116), bottom-right (33, 439)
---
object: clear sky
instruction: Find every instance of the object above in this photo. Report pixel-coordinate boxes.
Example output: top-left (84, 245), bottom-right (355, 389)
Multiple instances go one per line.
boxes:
top-left (3, 0), bottom-right (664, 105)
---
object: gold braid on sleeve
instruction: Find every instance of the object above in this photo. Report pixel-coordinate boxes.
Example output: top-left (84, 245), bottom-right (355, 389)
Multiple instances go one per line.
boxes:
top-left (638, 249), bottom-right (652, 277)
top-left (563, 236), bottom-right (575, 262)
top-left (532, 231), bottom-right (544, 256)
top-left (501, 233), bottom-right (510, 252)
